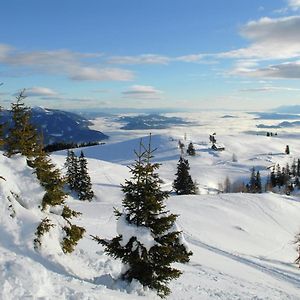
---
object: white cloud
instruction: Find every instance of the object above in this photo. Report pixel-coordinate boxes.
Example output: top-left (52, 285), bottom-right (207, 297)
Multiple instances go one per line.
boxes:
top-left (288, 0), bottom-right (300, 9)
top-left (175, 54), bottom-right (205, 63)
top-left (24, 87), bottom-right (58, 97)
top-left (0, 44), bottom-right (134, 81)
top-left (237, 61), bottom-right (300, 79)
top-left (122, 85), bottom-right (163, 100)
top-left (108, 54), bottom-right (170, 65)
top-left (239, 85), bottom-right (300, 92)
top-left (222, 16), bottom-right (300, 60)
top-left (108, 53), bottom-right (211, 65)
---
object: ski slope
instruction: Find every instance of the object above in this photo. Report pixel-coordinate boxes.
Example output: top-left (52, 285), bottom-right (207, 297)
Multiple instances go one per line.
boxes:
top-left (1, 112), bottom-right (300, 299)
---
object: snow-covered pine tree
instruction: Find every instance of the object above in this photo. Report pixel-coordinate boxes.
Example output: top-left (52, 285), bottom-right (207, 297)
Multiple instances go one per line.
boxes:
top-left (65, 150), bottom-right (79, 190)
top-left (33, 137), bottom-right (67, 209)
top-left (5, 90), bottom-right (37, 158)
top-left (32, 137), bottom-right (85, 253)
top-left (77, 151), bottom-right (94, 201)
top-left (186, 142), bottom-right (196, 156)
top-left (92, 136), bottom-right (192, 297)
top-left (173, 156), bottom-right (197, 195)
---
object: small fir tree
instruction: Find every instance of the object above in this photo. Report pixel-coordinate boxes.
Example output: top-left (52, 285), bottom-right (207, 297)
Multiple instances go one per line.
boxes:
top-left (76, 151), bottom-right (94, 201)
top-left (285, 145), bottom-right (290, 155)
top-left (173, 157), bottom-right (197, 195)
top-left (248, 168), bottom-right (262, 193)
top-left (256, 171), bottom-right (262, 193)
top-left (224, 176), bottom-right (231, 193)
top-left (65, 150), bottom-right (79, 190)
top-left (5, 90), bottom-right (37, 158)
top-left (186, 142), bottom-right (196, 156)
top-left (93, 137), bottom-right (192, 297)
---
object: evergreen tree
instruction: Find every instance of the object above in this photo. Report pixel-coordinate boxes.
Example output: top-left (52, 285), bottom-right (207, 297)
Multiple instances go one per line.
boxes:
top-left (285, 145), bottom-right (290, 155)
top-left (173, 157), bottom-right (197, 195)
top-left (5, 90), bottom-right (37, 158)
top-left (186, 142), bottom-right (196, 156)
top-left (297, 159), bottom-right (300, 177)
top-left (33, 139), bottom-right (67, 210)
top-left (270, 166), bottom-right (276, 187)
top-left (224, 176), bottom-right (231, 193)
top-left (248, 167), bottom-right (262, 193)
top-left (32, 136), bottom-right (85, 253)
top-left (291, 160), bottom-right (297, 177)
top-left (93, 137), bottom-right (192, 297)
top-left (65, 150), bottom-right (79, 190)
top-left (249, 167), bottom-right (257, 193)
top-left (76, 151), bottom-right (94, 201)
top-left (256, 171), bottom-right (262, 193)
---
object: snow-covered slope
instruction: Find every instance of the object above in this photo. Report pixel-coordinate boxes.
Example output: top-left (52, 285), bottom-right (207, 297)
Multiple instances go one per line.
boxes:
top-left (1, 125), bottom-right (300, 299)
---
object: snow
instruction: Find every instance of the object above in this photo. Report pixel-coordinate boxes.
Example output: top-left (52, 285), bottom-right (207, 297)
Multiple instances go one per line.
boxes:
top-left (1, 111), bottom-right (300, 299)
top-left (117, 214), bottom-right (157, 251)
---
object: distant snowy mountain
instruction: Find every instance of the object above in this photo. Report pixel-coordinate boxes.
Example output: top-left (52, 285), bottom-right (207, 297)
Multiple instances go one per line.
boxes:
top-left (274, 105), bottom-right (300, 114)
top-left (1, 107), bottom-right (108, 145)
top-left (118, 114), bottom-right (189, 130)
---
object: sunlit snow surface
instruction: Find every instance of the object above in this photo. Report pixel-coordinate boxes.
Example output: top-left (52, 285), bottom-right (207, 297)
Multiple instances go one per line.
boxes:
top-left (1, 111), bottom-right (300, 299)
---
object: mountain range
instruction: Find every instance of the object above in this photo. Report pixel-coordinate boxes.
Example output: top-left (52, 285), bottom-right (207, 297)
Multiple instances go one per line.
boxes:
top-left (0, 106), bottom-right (108, 145)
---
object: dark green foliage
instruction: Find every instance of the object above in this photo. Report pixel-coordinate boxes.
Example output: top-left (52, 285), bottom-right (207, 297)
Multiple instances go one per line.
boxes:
top-left (93, 137), bottom-right (192, 297)
top-left (65, 150), bottom-right (94, 201)
top-left (77, 151), bottom-right (94, 201)
top-left (32, 140), bottom-right (66, 210)
top-left (62, 224), bottom-right (85, 253)
top-left (173, 157), bottom-right (197, 195)
top-left (248, 167), bottom-right (262, 193)
top-left (65, 150), bottom-right (79, 190)
top-left (268, 160), bottom-right (300, 194)
top-left (34, 218), bottom-right (55, 250)
top-left (5, 90), bottom-right (38, 158)
top-left (61, 205), bottom-right (81, 219)
top-left (186, 142), bottom-right (196, 156)
top-left (44, 141), bottom-right (102, 152)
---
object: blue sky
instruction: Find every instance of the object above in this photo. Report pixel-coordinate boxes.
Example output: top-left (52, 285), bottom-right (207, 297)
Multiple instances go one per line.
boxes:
top-left (1, 0), bottom-right (300, 111)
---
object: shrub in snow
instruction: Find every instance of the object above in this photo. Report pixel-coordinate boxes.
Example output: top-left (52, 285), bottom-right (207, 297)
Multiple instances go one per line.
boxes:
top-left (285, 145), bottom-right (290, 155)
top-left (34, 217), bottom-right (55, 250)
top-left (186, 142), bottom-right (196, 156)
top-left (173, 156), bottom-right (197, 195)
top-left (93, 136), bottom-right (192, 297)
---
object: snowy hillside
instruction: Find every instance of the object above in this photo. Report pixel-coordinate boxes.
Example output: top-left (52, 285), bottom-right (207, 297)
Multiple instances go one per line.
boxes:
top-left (1, 121), bottom-right (300, 299)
